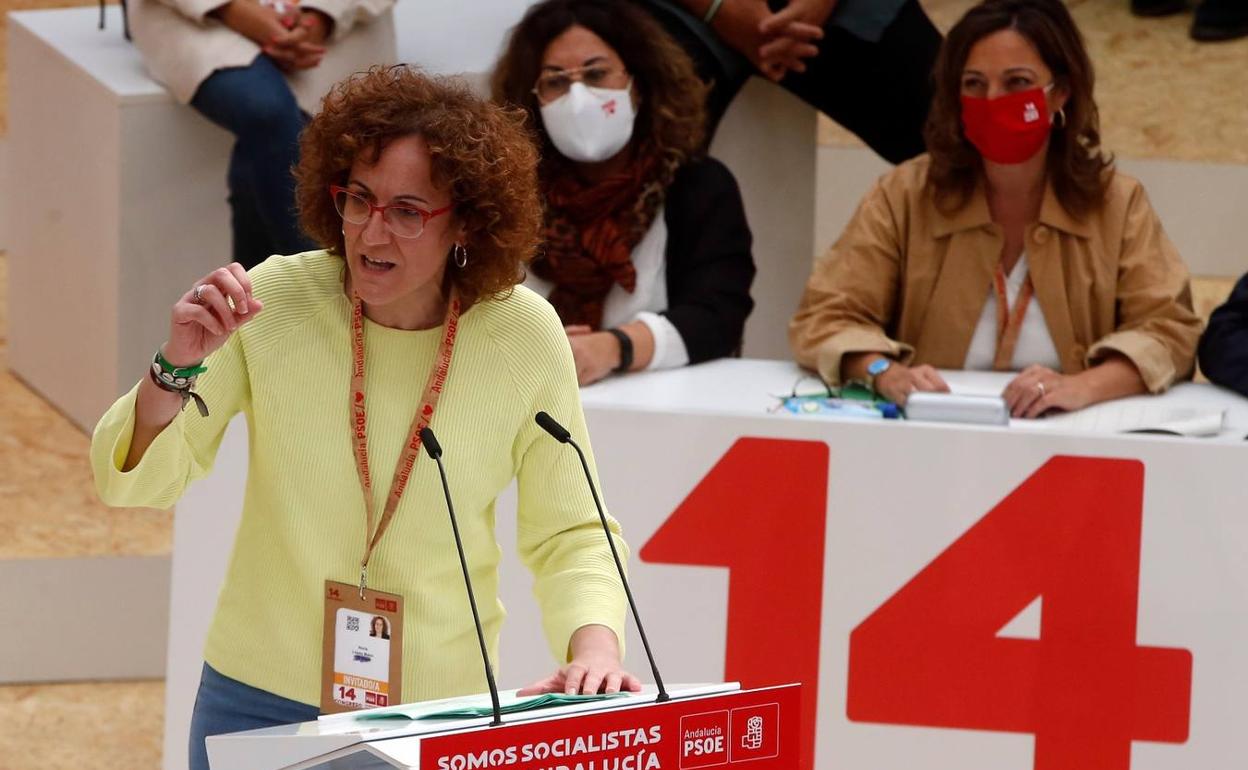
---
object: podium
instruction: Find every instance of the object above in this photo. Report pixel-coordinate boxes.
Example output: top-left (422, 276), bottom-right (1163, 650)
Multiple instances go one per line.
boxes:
top-left (208, 683), bottom-right (800, 770)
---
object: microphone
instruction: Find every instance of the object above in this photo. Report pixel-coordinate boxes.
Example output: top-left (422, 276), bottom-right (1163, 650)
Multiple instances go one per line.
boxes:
top-left (533, 412), bottom-right (669, 703)
top-left (535, 411), bottom-right (570, 443)
top-left (419, 426), bottom-right (503, 726)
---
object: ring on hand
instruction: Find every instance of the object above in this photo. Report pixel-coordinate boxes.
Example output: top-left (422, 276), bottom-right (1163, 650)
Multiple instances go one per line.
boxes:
top-left (1036, 381), bottom-right (1046, 396)
top-left (192, 284), bottom-right (208, 304)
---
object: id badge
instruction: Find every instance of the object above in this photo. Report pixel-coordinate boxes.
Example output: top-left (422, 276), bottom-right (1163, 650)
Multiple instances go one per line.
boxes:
top-left (321, 580), bottom-right (403, 714)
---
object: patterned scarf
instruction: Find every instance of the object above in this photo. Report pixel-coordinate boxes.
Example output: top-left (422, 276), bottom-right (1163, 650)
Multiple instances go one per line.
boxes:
top-left (532, 149), bottom-right (677, 328)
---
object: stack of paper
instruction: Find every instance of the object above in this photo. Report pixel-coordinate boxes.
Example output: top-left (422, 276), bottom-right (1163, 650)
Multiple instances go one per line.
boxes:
top-left (1016, 403), bottom-right (1226, 437)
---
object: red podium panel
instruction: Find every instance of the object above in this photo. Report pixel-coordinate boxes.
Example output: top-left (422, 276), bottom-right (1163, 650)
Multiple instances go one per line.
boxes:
top-left (207, 683), bottom-right (800, 770)
top-left (419, 686), bottom-right (800, 770)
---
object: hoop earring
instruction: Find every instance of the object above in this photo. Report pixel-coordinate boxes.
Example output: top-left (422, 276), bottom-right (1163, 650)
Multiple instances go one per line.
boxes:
top-left (1054, 108), bottom-right (1067, 129)
top-left (453, 243), bottom-right (468, 269)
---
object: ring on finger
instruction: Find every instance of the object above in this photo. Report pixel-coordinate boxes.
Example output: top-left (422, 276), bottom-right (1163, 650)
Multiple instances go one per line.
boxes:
top-left (192, 284), bottom-right (208, 304)
top-left (1035, 381), bottom-right (1046, 396)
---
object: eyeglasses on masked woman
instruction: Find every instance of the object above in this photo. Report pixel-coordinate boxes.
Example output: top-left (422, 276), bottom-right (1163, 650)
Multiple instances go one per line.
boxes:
top-left (532, 63), bottom-right (630, 104)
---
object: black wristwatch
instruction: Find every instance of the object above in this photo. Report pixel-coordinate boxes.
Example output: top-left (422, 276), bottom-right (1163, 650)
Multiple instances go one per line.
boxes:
top-left (606, 328), bottom-right (634, 373)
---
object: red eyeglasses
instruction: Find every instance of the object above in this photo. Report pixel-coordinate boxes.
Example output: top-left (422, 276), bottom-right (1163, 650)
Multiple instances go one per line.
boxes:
top-left (329, 185), bottom-right (452, 240)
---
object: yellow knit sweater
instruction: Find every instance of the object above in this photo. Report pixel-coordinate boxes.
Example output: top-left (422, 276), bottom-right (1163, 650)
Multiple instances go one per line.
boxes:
top-left (91, 251), bottom-right (628, 706)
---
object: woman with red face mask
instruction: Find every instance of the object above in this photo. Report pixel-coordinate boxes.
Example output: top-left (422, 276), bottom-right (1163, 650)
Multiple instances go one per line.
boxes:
top-left (789, 0), bottom-right (1201, 418)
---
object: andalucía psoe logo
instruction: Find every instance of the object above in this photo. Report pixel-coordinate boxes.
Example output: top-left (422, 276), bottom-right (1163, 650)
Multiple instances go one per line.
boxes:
top-left (729, 703), bottom-right (779, 762)
top-left (741, 716), bottom-right (764, 750)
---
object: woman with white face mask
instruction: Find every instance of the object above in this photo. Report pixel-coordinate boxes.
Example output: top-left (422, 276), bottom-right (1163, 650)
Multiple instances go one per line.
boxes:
top-left (493, 0), bottom-right (756, 386)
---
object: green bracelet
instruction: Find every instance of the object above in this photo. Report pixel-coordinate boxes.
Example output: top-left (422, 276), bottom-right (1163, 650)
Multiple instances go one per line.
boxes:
top-left (155, 349), bottom-right (208, 379)
top-left (703, 0), bottom-right (724, 23)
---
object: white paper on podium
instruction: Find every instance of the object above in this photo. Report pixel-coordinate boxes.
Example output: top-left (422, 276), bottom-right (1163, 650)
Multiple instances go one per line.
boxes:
top-left (353, 691), bottom-right (629, 721)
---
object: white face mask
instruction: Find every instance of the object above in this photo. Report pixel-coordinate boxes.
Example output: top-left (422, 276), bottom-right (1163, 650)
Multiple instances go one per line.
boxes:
top-left (539, 81), bottom-right (636, 164)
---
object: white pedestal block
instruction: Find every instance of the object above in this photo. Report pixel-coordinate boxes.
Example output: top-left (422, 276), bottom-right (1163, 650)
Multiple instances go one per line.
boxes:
top-left (0, 556), bottom-right (171, 683)
top-left (7, 8), bottom-right (232, 432)
top-left (710, 79), bottom-right (816, 359)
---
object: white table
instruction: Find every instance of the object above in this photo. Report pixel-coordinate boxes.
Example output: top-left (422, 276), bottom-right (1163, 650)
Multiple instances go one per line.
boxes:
top-left (578, 359), bottom-right (1248, 442)
top-left (169, 359), bottom-right (1248, 770)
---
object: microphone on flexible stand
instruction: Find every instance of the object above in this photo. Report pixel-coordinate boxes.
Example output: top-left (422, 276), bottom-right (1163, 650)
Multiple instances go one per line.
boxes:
top-left (420, 426), bottom-right (504, 726)
top-left (533, 411), bottom-right (670, 703)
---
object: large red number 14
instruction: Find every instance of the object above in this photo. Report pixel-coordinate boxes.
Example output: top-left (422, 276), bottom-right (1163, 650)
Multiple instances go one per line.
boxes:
top-left (848, 456), bottom-right (1192, 768)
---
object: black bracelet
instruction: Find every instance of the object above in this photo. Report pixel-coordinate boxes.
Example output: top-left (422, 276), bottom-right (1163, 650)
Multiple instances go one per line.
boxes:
top-left (148, 365), bottom-right (210, 417)
top-left (606, 328), bottom-right (634, 373)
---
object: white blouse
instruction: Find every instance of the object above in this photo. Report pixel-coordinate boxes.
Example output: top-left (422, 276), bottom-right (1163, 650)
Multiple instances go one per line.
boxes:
top-left (963, 253), bottom-right (1062, 371)
top-left (525, 207), bottom-right (690, 370)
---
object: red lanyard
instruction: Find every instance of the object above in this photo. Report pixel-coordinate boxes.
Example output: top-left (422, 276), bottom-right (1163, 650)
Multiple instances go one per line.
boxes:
top-left (349, 288), bottom-right (461, 592)
top-left (992, 264), bottom-right (1034, 371)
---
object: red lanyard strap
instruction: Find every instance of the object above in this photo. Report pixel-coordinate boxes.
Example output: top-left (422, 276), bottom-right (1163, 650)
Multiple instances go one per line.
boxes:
top-left (349, 287), bottom-right (462, 592)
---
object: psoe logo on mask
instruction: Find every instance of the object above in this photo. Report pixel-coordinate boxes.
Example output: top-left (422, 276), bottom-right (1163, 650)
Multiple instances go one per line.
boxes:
top-left (602, 99), bottom-right (617, 116)
top-left (1023, 102), bottom-right (1040, 123)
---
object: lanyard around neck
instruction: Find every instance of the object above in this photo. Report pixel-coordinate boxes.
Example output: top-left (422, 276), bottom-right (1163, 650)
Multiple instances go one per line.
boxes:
top-left (348, 288), bottom-right (462, 595)
top-left (992, 263), bottom-right (1034, 371)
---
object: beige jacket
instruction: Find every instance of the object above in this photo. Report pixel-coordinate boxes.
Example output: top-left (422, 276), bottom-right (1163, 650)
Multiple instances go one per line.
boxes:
top-left (130, 0), bottom-right (396, 113)
top-left (790, 155), bottom-right (1201, 392)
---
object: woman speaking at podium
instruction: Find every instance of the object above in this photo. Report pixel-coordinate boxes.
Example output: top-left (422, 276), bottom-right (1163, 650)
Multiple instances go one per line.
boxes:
top-left (89, 66), bottom-right (639, 770)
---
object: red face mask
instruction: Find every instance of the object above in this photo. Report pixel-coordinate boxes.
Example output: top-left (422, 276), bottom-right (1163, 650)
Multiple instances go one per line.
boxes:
top-left (960, 86), bottom-right (1053, 164)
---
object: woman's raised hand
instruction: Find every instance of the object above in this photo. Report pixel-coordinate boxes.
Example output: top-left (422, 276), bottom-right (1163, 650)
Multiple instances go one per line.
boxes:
top-left (163, 263), bottom-right (264, 366)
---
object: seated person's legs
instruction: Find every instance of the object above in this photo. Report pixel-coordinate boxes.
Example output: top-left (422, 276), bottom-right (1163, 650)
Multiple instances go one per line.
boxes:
top-left (191, 54), bottom-right (316, 268)
top-left (224, 151), bottom-right (280, 269)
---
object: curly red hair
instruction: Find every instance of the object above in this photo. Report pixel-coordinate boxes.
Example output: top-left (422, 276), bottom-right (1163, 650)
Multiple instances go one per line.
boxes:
top-left (296, 66), bottom-right (542, 306)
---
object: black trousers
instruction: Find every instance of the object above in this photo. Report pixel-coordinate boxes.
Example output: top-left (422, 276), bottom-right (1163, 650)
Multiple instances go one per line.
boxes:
top-left (642, 0), bottom-right (943, 165)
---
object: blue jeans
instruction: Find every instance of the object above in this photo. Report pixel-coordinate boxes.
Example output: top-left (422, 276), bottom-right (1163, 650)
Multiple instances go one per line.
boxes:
top-left (190, 54), bottom-right (317, 269)
top-left (188, 663), bottom-right (319, 770)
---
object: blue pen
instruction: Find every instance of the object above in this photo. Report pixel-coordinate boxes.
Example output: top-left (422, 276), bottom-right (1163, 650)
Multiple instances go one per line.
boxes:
top-left (877, 402), bottom-right (902, 419)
